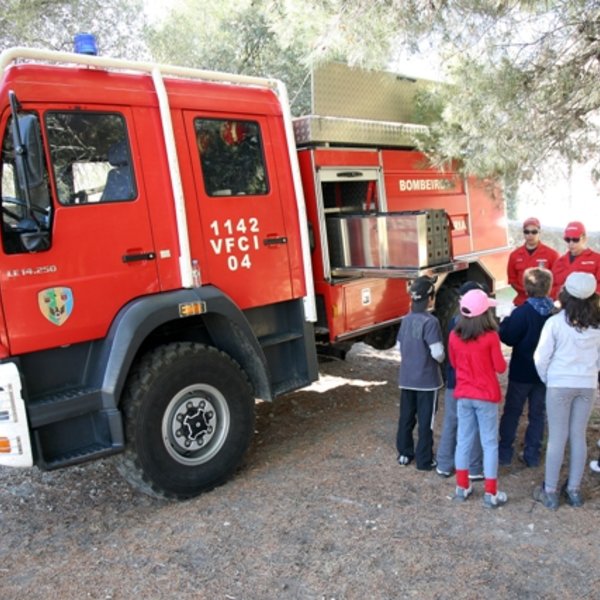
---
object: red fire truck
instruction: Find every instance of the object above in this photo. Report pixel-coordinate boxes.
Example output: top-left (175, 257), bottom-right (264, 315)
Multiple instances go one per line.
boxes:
top-left (0, 44), bottom-right (509, 498)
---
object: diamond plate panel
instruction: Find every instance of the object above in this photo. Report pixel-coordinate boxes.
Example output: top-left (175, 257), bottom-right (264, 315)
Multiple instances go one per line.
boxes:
top-left (293, 115), bottom-right (428, 148)
top-left (311, 62), bottom-right (434, 123)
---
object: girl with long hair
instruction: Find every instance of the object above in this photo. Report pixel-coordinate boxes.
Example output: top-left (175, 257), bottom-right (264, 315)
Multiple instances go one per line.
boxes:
top-left (534, 271), bottom-right (600, 509)
top-left (449, 289), bottom-right (508, 508)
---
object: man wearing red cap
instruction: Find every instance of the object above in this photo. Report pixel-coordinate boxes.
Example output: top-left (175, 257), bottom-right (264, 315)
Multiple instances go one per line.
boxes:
top-left (507, 218), bottom-right (559, 305)
top-left (551, 221), bottom-right (600, 298)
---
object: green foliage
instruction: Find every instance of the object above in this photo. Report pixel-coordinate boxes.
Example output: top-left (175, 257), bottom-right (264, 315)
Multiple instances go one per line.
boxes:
top-left (2, 0), bottom-right (599, 191)
top-left (406, 1), bottom-right (600, 183)
top-left (146, 0), bottom-right (312, 114)
top-left (0, 0), bottom-right (148, 58)
top-left (145, 0), bottom-right (600, 187)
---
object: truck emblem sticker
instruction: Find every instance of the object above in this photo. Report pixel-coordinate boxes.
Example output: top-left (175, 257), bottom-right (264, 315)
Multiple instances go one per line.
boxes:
top-left (38, 287), bottom-right (74, 326)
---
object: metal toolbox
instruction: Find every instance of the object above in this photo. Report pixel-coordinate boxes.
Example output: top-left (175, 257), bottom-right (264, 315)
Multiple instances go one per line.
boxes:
top-left (326, 210), bottom-right (451, 270)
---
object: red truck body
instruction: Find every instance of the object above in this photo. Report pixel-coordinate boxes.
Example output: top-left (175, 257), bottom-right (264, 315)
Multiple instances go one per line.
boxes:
top-left (0, 48), bottom-right (509, 498)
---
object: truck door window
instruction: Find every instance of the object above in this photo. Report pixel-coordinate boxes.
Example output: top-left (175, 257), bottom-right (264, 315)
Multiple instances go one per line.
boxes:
top-left (1, 114), bottom-right (53, 254)
top-left (45, 112), bottom-right (136, 204)
top-left (194, 118), bottom-right (268, 196)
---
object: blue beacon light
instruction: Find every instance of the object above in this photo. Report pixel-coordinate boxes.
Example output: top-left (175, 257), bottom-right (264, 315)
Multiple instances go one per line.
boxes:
top-left (74, 33), bottom-right (98, 56)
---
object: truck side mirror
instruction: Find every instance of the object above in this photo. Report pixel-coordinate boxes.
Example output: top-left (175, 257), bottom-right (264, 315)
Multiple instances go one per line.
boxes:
top-left (16, 114), bottom-right (45, 189)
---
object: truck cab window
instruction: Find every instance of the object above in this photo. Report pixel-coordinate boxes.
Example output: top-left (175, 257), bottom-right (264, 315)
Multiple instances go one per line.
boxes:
top-left (194, 118), bottom-right (268, 196)
top-left (45, 112), bottom-right (136, 204)
top-left (0, 114), bottom-right (53, 254)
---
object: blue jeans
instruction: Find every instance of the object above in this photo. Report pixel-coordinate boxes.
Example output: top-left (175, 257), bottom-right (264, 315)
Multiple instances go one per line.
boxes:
top-left (498, 380), bottom-right (546, 466)
top-left (436, 387), bottom-right (483, 474)
top-left (455, 398), bottom-right (499, 480)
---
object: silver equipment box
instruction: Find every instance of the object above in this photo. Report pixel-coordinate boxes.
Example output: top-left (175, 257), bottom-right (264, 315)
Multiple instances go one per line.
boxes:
top-left (327, 210), bottom-right (450, 270)
top-left (293, 62), bottom-right (433, 148)
top-left (293, 115), bottom-right (427, 148)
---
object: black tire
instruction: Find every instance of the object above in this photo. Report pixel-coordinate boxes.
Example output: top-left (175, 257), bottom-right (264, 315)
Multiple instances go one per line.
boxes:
top-left (434, 285), bottom-right (460, 382)
top-left (434, 285), bottom-right (460, 344)
top-left (116, 342), bottom-right (254, 500)
top-left (363, 325), bottom-right (399, 350)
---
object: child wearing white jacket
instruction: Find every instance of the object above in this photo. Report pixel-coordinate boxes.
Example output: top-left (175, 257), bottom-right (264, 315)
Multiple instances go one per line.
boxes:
top-left (533, 272), bottom-right (600, 510)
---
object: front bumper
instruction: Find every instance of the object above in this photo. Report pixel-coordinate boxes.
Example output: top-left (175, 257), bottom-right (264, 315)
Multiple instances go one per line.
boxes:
top-left (0, 361), bottom-right (33, 467)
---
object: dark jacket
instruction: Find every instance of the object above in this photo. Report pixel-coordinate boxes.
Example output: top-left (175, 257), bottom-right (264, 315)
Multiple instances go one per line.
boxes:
top-left (500, 300), bottom-right (553, 383)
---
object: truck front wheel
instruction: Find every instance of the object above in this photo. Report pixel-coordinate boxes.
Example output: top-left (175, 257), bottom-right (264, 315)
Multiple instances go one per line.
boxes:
top-left (116, 342), bottom-right (254, 499)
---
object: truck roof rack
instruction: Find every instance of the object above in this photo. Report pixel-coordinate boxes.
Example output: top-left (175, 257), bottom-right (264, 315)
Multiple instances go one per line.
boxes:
top-left (0, 47), bottom-right (279, 88)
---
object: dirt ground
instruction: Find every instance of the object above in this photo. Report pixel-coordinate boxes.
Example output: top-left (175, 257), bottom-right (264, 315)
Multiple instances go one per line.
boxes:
top-left (1, 342), bottom-right (599, 599)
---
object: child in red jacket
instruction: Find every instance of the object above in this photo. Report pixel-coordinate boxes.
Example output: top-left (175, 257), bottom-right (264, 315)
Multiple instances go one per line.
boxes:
top-left (449, 289), bottom-right (508, 508)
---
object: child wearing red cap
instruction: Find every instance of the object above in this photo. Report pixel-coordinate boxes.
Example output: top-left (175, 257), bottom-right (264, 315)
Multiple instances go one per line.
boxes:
top-left (448, 289), bottom-right (508, 508)
top-left (507, 217), bottom-right (558, 306)
top-left (550, 221), bottom-right (600, 299)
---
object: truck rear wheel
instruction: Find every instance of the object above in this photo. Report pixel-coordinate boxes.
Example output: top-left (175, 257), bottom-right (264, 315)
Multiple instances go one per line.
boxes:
top-left (434, 285), bottom-right (460, 382)
top-left (116, 342), bottom-right (254, 499)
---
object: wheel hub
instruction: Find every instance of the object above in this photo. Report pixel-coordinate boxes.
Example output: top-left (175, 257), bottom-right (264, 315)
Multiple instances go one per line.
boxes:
top-left (162, 384), bottom-right (230, 465)
top-left (178, 400), bottom-right (214, 447)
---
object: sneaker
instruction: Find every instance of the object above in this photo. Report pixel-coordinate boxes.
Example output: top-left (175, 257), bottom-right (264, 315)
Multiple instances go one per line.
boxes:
top-left (468, 473), bottom-right (484, 482)
top-left (590, 459), bottom-right (600, 473)
top-left (436, 466), bottom-right (453, 478)
top-left (453, 485), bottom-right (473, 503)
top-left (533, 485), bottom-right (559, 510)
top-left (417, 459), bottom-right (437, 472)
top-left (397, 455), bottom-right (413, 466)
top-left (483, 490), bottom-right (508, 508)
top-left (561, 483), bottom-right (584, 508)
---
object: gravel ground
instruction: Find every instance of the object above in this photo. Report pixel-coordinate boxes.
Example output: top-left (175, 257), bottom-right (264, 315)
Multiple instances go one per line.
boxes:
top-left (1, 342), bottom-right (599, 599)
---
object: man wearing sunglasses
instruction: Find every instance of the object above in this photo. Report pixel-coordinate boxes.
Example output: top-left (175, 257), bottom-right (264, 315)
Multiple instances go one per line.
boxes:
top-left (507, 218), bottom-right (559, 306)
top-left (551, 221), bottom-right (600, 299)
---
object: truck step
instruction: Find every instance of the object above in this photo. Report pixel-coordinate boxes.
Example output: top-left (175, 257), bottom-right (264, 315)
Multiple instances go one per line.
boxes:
top-left (28, 387), bottom-right (103, 428)
top-left (42, 442), bottom-right (123, 470)
top-left (258, 331), bottom-right (303, 348)
top-left (33, 407), bottom-right (124, 470)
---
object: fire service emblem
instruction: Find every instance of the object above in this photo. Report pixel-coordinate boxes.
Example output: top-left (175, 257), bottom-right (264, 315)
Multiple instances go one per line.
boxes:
top-left (38, 287), bottom-right (74, 326)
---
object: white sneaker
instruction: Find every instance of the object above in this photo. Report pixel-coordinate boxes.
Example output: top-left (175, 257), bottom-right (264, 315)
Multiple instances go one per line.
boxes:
top-left (453, 485), bottom-right (473, 503)
top-left (483, 490), bottom-right (508, 508)
top-left (590, 459), bottom-right (600, 473)
top-left (436, 466), bottom-right (453, 478)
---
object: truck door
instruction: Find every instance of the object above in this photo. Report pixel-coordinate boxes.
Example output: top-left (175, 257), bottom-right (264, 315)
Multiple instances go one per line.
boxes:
top-left (0, 106), bottom-right (159, 355)
top-left (184, 113), bottom-right (295, 309)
